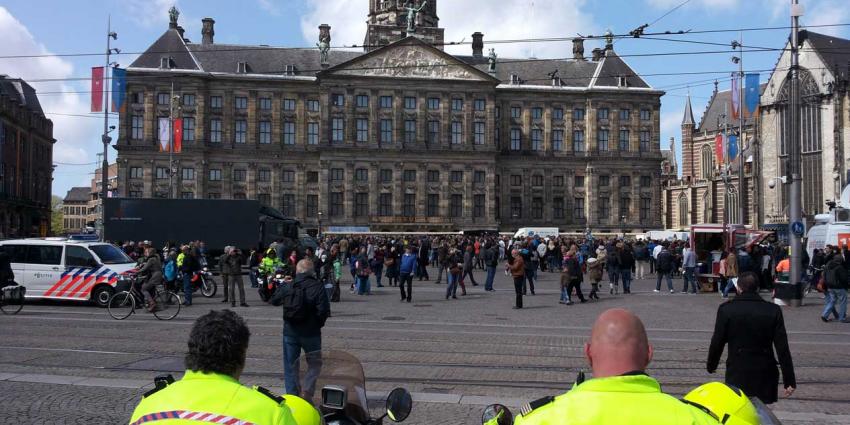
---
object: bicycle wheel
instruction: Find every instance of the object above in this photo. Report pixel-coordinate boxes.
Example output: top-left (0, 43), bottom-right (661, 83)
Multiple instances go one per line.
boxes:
top-left (153, 291), bottom-right (181, 321)
top-left (107, 291), bottom-right (135, 320)
top-left (0, 290), bottom-right (23, 315)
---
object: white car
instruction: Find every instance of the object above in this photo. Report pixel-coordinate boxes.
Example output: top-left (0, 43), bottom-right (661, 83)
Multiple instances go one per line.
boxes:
top-left (0, 237), bottom-right (137, 307)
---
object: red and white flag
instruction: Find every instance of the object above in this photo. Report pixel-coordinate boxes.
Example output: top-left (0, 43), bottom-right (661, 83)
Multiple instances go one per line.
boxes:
top-left (158, 118), bottom-right (170, 152)
top-left (173, 118), bottom-right (183, 153)
top-left (91, 67), bottom-right (104, 112)
top-left (714, 133), bottom-right (724, 165)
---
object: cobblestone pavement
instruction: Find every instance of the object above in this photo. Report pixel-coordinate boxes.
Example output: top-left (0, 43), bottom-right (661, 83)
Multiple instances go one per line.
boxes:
top-left (0, 267), bottom-right (848, 424)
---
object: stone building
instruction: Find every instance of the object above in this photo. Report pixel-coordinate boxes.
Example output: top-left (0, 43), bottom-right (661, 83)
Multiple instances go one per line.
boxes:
top-left (116, 2), bottom-right (665, 233)
top-left (62, 187), bottom-right (90, 234)
top-left (0, 76), bottom-right (54, 238)
top-left (664, 88), bottom-right (760, 229)
top-left (664, 30), bottom-right (850, 231)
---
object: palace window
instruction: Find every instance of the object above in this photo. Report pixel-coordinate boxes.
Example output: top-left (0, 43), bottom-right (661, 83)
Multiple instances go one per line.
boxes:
top-left (131, 115), bottom-right (143, 139)
top-left (510, 197), bottom-right (522, 218)
top-left (356, 119), bottom-right (369, 143)
top-left (259, 97), bottom-right (272, 111)
top-left (403, 194), bottom-right (416, 217)
top-left (474, 99), bottom-right (486, 111)
top-left (234, 96), bottom-right (248, 110)
top-left (532, 197), bottom-right (543, 219)
top-left (405, 119), bottom-right (417, 144)
top-left (474, 121), bottom-right (485, 145)
top-left (329, 192), bottom-right (344, 216)
top-left (598, 129), bottom-right (609, 152)
top-left (427, 170), bottom-right (439, 182)
top-left (598, 108), bottom-right (609, 120)
top-left (380, 119), bottom-right (393, 144)
top-left (234, 120), bottom-right (247, 143)
top-left (427, 97), bottom-right (440, 110)
top-left (553, 130), bottom-right (564, 151)
top-left (183, 117), bottom-right (195, 142)
top-left (451, 121), bottom-right (463, 144)
top-left (428, 120), bottom-right (440, 144)
top-left (282, 98), bottom-right (296, 111)
top-left (356, 95), bottom-right (369, 108)
top-left (380, 96), bottom-right (393, 109)
top-left (510, 128), bottom-right (521, 151)
top-left (282, 121), bottom-right (295, 145)
top-left (474, 195), bottom-right (485, 217)
top-left (331, 118), bottom-right (344, 143)
top-left (307, 122), bottom-right (319, 145)
top-left (208, 169), bottom-right (221, 181)
top-left (553, 197), bottom-right (565, 219)
top-left (619, 129), bottom-right (629, 151)
top-left (130, 167), bottom-right (143, 179)
top-left (598, 197), bottom-right (610, 220)
top-left (210, 119), bottom-right (222, 143)
top-left (639, 130), bottom-right (650, 152)
top-left (259, 121), bottom-right (271, 144)
top-left (210, 96), bottom-right (222, 109)
top-left (531, 129), bottom-right (543, 151)
top-left (427, 194), bottom-right (440, 217)
top-left (449, 194), bottom-right (463, 217)
top-left (574, 197), bottom-right (585, 219)
top-left (355, 193), bottom-right (369, 217)
top-left (404, 96), bottom-right (417, 110)
top-left (378, 193), bottom-right (392, 216)
top-left (450, 170), bottom-right (463, 183)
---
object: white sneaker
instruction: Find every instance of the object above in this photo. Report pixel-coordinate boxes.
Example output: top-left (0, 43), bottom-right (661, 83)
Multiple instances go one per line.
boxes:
top-left (653, 289), bottom-right (660, 293)
top-left (669, 289), bottom-right (675, 293)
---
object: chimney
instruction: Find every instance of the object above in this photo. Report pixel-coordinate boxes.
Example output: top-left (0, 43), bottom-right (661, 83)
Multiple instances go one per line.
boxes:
top-left (572, 38), bottom-right (585, 60)
top-left (591, 48), bottom-right (604, 61)
top-left (201, 18), bottom-right (215, 45)
top-left (472, 32), bottom-right (484, 58)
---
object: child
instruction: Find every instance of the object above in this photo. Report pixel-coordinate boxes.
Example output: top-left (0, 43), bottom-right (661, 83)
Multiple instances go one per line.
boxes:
top-left (586, 257), bottom-right (603, 300)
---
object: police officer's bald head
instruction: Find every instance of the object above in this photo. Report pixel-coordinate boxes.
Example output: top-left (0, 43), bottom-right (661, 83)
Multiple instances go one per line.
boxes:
top-left (584, 308), bottom-right (653, 378)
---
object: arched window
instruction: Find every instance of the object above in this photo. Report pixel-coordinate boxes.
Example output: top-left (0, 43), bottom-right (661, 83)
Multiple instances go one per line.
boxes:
top-left (700, 145), bottom-right (713, 180)
top-left (725, 186), bottom-right (739, 224)
top-left (702, 191), bottom-right (712, 223)
top-left (678, 194), bottom-right (689, 227)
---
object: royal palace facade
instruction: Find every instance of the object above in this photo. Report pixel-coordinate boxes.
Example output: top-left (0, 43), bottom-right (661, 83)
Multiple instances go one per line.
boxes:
top-left (116, 1), bottom-right (665, 232)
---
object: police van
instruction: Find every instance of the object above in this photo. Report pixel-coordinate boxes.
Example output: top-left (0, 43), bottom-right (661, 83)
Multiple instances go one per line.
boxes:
top-left (0, 235), bottom-right (137, 307)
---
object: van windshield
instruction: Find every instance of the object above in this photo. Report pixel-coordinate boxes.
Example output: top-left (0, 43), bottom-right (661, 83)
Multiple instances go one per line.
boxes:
top-left (89, 244), bottom-right (134, 265)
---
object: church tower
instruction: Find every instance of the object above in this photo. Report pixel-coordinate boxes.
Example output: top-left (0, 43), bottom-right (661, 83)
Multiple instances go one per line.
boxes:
top-left (681, 93), bottom-right (696, 180)
top-left (364, 0), bottom-right (445, 51)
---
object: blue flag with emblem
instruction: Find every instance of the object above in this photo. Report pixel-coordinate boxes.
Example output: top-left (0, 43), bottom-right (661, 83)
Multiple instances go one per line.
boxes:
top-left (728, 134), bottom-right (738, 161)
top-left (744, 73), bottom-right (760, 116)
top-left (111, 67), bottom-right (127, 113)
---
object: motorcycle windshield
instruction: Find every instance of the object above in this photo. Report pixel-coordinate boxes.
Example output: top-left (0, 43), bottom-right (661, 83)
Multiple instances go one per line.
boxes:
top-left (292, 350), bottom-right (369, 422)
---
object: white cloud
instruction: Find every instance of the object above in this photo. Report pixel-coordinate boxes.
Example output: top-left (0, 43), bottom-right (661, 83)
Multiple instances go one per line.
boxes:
top-left (804, 0), bottom-right (850, 37)
top-left (123, 0), bottom-right (178, 29)
top-left (645, 0), bottom-right (736, 11)
top-left (257, 0), bottom-right (282, 16)
top-left (300, 0), bottom-right (600, 59)
top-left (0, 6), bottom-right (102, 194)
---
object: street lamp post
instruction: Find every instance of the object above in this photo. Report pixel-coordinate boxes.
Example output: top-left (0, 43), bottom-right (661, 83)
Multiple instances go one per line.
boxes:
top-left (100, 19), bottom-right (118, 241)
top-left (317, 211), bottom-right (323, 239)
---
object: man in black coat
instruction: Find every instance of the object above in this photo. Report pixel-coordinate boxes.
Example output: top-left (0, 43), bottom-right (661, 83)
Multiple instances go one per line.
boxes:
top-left (271, 258), bottom-right (330, 399)
top-left (707, 272), bottom-right (796, 404)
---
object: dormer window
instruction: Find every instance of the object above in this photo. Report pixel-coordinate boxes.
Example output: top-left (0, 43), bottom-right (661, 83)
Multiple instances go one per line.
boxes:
top-left (617, 76), bottom-right (628, 87)
top-left (160, 57), bottom-right (173, 69)
top-left (236, 61), bottom-right (248, 74)
top-left (284, 65), bottom-right (297, 76)
top-left (552, 76), bottom-right (562, 87)
top-left (510, 74), bottom-right (519, 85)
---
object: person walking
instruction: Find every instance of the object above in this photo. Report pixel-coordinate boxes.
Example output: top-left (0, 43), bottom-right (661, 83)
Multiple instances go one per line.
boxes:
top-left (446, 247), bottom-right (465, 299)
top-left (227, 247), bottom-right (248, 307)
top-left (708, 272), bottom-right (796, 404)
top-left (384, 245), bottom-right (399, 287)
top-left (618, 243), bottom-right (635, 294)
top-left (461, 245), bottom-right (479, 287)
top-left (435, 243), bottom-right (449, 284)
top-left (821, 253), bottom-right (848, 322)
top-left (720, 250), bottom-right (739, 299)
top-left (354, 248), bottom-right (371, 295)
top-left (633, 240), bottom-right (650, 280)
top-left (398, 246), bottom-right (417, 303)
top-left (587, 256), bottom-right (603, 300)
top-left (483, 242), bottom-right (498, 292)
top-left (179, 245), bottom-right (200, 306)
top-left (563, 248), bottom-right (586, 304)
top-left (248, 247), bottom-right (260, 288)
top-left (508, 249), bottom-right (526, 309)
top-left (417, 238), bottom-right (431, 281)
top-left (654, 244), bottom-right (674, 293)
top-left (682, 243), bottom-right (698, 294)
top-left (370, 247), bottom-right (384, 288)
top-left (219, 247), bottom-right (232, 304)
top-left (605, 244), bottom-right (620, 295)
top-left (271, 259), bottom-right (331, 399)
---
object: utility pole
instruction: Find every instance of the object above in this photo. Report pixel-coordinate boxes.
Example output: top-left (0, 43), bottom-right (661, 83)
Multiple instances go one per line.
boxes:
top-left (100, 17), bottom-right (118, 241)
top-left (788, 0), bottom-right (803, 288)
top-left (737, 33), bottom-right (746, 227)
top-left (169, 82), bottom-right (175, 199)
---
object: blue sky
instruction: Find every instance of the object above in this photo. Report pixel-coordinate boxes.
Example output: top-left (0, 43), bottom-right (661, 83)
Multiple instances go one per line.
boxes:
top-left (1, 0), bottom-right (848, 197)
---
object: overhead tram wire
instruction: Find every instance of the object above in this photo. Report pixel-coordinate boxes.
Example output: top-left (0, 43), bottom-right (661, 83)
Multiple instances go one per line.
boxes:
top-left (1, 22), bottom-right (848, 60)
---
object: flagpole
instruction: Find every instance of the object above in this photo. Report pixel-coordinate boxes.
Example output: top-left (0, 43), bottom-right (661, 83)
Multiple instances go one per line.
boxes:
top-left (738, 32), bottom-right (745, 227)
top-left (100, 16), bottom-right (117, 241)
top-left (169, 81), bottom-right (175, 199)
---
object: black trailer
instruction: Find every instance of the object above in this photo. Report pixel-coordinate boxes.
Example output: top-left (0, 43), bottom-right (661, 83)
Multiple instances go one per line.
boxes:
top-left (103, 198), bottom-right (303, 253)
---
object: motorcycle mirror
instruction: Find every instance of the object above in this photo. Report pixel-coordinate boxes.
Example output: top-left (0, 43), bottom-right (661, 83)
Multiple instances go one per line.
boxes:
top-left (482, 404), bottom-right (513, 425)
top-left (385, 388), bottom-right (412, 422)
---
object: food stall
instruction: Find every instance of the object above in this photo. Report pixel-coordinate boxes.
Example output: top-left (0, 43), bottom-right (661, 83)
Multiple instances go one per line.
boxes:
top-left (690, 224), bottom-right (771, 292)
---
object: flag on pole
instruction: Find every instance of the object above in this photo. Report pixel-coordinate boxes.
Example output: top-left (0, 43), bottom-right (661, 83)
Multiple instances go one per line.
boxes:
top-left (744, 73), bottom-right (760, 116)
top-left (714, 133), bottom-right (724, 165)
top-left (158, 118), bottom-right (170, 152)
top-left (91, 67), bottom-right (104, 112)
top-left (730, 77), bottom-right (740, 120)
top-left (173, 118), bottom-right (183, 153)
top-left (110, 67), bottom-right (127, 113)
top-left (728, 134), bottom-right (738, 161)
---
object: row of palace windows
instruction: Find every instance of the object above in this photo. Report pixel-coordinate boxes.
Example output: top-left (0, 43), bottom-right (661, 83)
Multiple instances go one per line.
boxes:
top-left (129, 166), bottom-right (485, 184)
top-left (131, 115), bottom-right (652, 152)
top-left (145, 92), bottom-right (653, 122)
top-left (506, 196), bottom-right (652, 222)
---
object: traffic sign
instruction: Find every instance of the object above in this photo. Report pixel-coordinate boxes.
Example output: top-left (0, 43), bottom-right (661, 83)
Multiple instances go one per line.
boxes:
top-left (791, 221), bottom-right (805, 237)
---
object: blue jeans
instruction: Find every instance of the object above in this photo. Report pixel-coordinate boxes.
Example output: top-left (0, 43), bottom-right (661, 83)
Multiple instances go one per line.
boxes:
top-left (446, 273), bottom-right (459, 298)
top-left (283, 334), bottom-right (322, 397)
top-left (484, 266), bottom-right (496, 291)
top-left (182, 273), bottom-right (192, 304)
top-left (683, 267), bottom-right (697, 293)
top-left (722, 277), bottom-right (738, 297)
top-left (356, 276), bottom-right (370, 295)
top-left (655, 272), bottom-right (672, 291)
top-left (620, 269), bottom-right (632, 292)
top-left (560, 286), bottom-right (570, 302)
top-left (823, 289), bottom-right (847, 321)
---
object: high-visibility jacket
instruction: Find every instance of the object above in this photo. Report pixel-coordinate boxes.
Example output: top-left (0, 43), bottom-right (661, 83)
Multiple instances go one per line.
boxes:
top-left (513, 374), bottom-right (719, 425)
top-left (176, 253), bottom-right (186, 268)
top-left (260, 255), bottom-right (283, 275)
top-left (129, 370), bottom-right (296, 425)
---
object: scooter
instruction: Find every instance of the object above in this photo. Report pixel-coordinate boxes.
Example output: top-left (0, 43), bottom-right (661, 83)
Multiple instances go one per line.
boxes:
top-left (293, 350), bottom-right (412, 425)
top-left (258, 266), bottom-right (291, 302)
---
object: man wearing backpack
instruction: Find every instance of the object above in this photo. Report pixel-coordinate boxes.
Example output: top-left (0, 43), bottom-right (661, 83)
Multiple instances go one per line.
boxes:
top-left (271, 259), bottom-right (330, 399)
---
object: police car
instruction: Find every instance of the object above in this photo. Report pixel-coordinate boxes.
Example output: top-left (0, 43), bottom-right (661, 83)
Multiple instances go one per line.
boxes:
top-left (0, 235), bottom-right (137, 307)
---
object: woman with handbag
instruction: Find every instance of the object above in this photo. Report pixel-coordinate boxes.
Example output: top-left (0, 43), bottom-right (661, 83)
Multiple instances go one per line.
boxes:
top-left (446, 247), bottom-right (465, 299)
top-left (384, 245), bottom-right (399, 287)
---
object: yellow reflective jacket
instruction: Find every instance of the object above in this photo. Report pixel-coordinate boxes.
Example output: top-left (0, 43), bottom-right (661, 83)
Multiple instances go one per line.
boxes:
top-left (260, 256), bottom-right (283, 275)
top-left (129, 370), bottom-right (296, 425)
top-left (176, 253), bottom-right (186, 268)
top-left (514, 374), bottom-right (719, 425)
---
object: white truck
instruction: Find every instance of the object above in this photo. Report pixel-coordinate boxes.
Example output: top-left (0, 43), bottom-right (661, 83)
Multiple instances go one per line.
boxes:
top-left (513, 227), bottom-right (560, 239)
top-left (805, 185), bottom-right (850, 260)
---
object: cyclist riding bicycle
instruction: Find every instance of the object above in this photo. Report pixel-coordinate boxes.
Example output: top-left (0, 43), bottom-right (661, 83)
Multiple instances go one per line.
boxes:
top-left (136, 247), bottom-right (163, 312)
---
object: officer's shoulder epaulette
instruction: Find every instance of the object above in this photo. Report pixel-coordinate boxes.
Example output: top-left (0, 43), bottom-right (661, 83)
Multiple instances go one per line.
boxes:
top-left (520, 395), bottom-right (555, 417)
top-left (143, 374), bottom-right (175, 398)
top-left (254, 386), bottom-right (285, 404)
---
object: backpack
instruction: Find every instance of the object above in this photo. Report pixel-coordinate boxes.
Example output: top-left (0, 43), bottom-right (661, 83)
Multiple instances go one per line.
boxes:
top-left (163, 259), bottom-right (177, 281)
top-left (283, 282), bottom-right (311, 322)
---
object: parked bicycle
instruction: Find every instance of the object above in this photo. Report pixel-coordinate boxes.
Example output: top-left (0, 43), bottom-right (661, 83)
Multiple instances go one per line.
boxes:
top-left (107, 274), bottom-right (180, 321)
top-left (0, 283), bottom-right (25, 315)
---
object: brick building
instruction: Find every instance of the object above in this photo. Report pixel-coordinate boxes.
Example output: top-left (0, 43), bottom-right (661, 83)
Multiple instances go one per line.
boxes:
top-left (0, 76), bottom-right (55, 237)
top-left (116, 2), bottom-right (665, 233)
